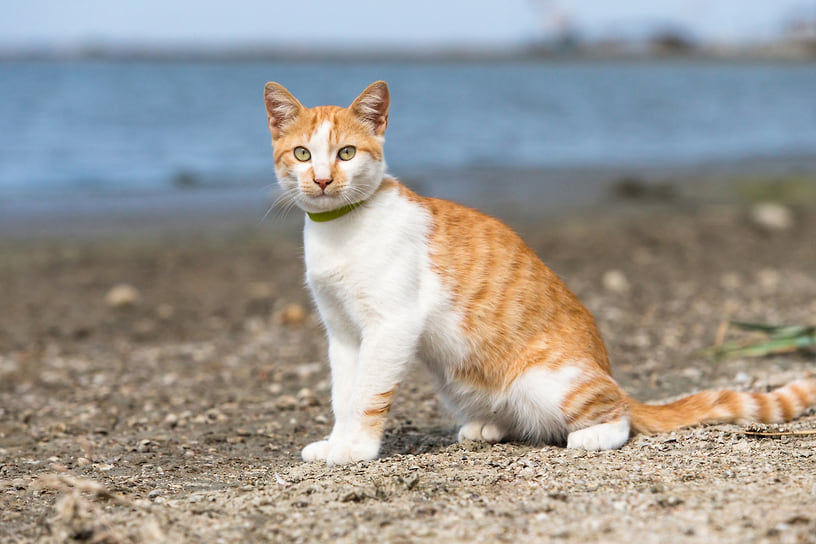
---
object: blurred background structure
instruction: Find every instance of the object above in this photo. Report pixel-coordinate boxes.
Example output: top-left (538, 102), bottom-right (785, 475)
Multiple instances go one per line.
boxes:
top-left (1, 0), bottom-right (816, 233)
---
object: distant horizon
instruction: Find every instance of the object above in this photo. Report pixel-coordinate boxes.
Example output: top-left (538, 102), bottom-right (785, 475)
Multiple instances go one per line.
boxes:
top-left (3, 0), bottom-right (814, 51)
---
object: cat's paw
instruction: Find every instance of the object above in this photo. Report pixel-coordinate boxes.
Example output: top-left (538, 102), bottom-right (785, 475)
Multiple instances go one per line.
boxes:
top-left (457, 421), bottom-right (504, 443)
top-left (301, 439), bottom-right (332, 462)
top-left (325, 439), bottom-right (380, 466)
top-left (566, 419), bottom-right (630, 451)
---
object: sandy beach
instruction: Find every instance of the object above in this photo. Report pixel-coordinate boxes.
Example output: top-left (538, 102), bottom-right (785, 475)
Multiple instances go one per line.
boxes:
top-left (1, 170), bottom-right (816, 543)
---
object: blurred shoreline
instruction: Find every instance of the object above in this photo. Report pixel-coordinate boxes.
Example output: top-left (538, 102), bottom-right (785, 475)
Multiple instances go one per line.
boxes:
top-left (2, 154), bottom-right (816, 240)
top-left (3, 40), bottom-right (816, 64)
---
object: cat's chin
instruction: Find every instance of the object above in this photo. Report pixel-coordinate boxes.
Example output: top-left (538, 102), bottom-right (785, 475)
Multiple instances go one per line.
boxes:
top-left (297, 185), bottom-right (378, 214)
top-left (296, 194), bottom-right (355, 214)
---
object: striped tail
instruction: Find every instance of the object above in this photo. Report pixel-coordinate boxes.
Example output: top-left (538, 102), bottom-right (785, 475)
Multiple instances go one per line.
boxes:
top-left (628, 379), bottom-right (816, 434)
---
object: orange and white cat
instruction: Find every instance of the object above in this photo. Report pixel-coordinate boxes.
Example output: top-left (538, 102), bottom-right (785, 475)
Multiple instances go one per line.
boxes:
top-left (264, 80), bottom-right (816, 466)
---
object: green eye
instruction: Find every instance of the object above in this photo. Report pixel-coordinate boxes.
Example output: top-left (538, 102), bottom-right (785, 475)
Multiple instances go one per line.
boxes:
top-left (293, 147), bottom-right (311, 161)
top-left (337, 146), bottom-right (356, 161)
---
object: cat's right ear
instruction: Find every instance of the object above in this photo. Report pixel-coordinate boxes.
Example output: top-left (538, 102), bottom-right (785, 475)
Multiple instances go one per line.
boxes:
top-left (264, 82), bottom-right (303, 139)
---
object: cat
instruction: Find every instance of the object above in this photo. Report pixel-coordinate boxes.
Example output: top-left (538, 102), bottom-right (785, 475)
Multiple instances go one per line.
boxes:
top-left (263, 80), bottom-right (816, 466)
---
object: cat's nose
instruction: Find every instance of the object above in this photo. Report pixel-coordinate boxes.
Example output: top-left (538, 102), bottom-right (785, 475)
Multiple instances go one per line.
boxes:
top-left (313, 178), bottom-right (333, 191)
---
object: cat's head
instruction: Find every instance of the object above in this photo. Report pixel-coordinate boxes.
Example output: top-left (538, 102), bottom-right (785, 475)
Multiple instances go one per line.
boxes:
top-left (264, 81), bottom-right (389, 214)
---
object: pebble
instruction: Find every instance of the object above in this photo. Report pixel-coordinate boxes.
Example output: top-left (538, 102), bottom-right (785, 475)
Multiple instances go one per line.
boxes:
top-left (750, 202), bottom-right (794, 232)
top-left (276, 303), bottom-right (307, 326)
top-left (602, 270), bottom-right (630, 293)
top-left (268, 383), bottom-right (283, 394)
top-left (155, 304), bottom-right (175, 320)
top-left (76, 457), bottom-right (91, 466)
top-left (720, 273), bottom-right (741, 290)
top-left (297, 388), bottom-right (319, 407)
top-left (105, 284), bottom-right (141, 308)
top-left (133, 318), bottom-right (157, 338)
top-left (756, 268), bottom-right (780, 290)
top-left (276, 395), bottom-right (298, 410)
top-left (247, 282), bottom-right (275, 301)
top-left (734, 372), bottom-right (751, 385)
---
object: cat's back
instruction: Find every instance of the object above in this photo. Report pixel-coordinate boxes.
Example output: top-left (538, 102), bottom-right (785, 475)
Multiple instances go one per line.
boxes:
top-left (395, 180), bottom-right (612, 383)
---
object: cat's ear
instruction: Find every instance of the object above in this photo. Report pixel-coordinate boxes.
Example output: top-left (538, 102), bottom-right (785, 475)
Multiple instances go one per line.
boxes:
top-left (350, 81), bottom-right (389, 137)
top-left (264, 82), bottom-right (303, 139)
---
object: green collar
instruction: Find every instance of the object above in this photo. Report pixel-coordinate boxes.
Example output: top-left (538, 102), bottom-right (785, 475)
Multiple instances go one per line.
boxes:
top-left (306, 200), bottom-right (365, 222)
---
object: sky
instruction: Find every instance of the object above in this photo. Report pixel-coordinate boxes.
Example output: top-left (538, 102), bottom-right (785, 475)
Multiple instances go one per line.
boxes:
top-left (1, 0), bottom-right (813, 49)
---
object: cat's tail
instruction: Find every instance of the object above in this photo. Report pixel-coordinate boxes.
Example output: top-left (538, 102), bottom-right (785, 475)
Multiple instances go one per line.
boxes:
top-left (627, 378), bottom-right (816, 434)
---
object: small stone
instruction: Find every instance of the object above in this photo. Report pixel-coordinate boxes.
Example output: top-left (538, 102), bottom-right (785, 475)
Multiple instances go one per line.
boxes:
top-left (405, 474), bottom-right (420, 490)
top-left (750, 202), bottom-right (794, 232)
top-left (50, 422), bottom-right (66, 434)
top-left (276, 303), bottom-right (307, 326)
top-left (297, 388), bottom-right (319, 407)
top-left (276, 395), bottom-right (298, 410)
top-left (757, 268), bottom-right (780, 290)
top-left (720, 273), bottom-right (741, 290)
top-left (340, 490), bottom-right (363, 503)
top-left (105, 284), bottom-right (141, 308)
top-left (133, 318), bottom-right (157, 338)
top-left (148, 489), bottom-right (162, 498)
top-left (734, 372), bottom-right (751, 385)
top-left (602, 270), bottom-right (630, 293)
top-left (164, 413), bottom-right (178, 426)
top-left (76, 457), bottom-right (91, 466)
top-left (156, 304), bottom-right (175, 320)
top-left (247, 282), bottom-right (275, 301)
top-left (268, 383), bottom-right (283, 395)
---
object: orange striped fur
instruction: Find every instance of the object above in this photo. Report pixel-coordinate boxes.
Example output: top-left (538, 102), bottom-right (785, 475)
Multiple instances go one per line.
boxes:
top-left (409, 181), bottom-right (816, 436)
top-left (266, 81), bottom-right (816, 464)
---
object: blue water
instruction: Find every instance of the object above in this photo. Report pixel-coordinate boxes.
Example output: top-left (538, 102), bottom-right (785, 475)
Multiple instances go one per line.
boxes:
top-left (2, 60), bottom-right (816, 200)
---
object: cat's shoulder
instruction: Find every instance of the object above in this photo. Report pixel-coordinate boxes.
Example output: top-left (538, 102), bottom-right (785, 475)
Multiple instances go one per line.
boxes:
top-left (379, 176), bottom-right (499, 226)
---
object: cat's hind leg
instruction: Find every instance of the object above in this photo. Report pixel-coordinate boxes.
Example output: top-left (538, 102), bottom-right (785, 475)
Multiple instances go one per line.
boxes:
top-left (561, 367), bottom-right (632, 451)
top-left (566, 418), bottom-right (630, 451)
top-left (458, 421), bottom-right (504, 443)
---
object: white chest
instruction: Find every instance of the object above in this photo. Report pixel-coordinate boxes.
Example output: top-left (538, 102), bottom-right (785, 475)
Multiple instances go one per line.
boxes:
top-left (302, 187), bottom-right (471, 381)
top-left (303, 190), bottom-right (432, 331)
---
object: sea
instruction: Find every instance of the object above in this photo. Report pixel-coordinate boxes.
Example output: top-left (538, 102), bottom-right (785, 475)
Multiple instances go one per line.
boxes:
top-left (1, 59), bottom-right (816, 224)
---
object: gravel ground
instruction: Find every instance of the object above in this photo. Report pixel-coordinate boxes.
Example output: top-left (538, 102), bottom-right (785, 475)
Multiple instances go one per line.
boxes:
top-left (1, 196), bottom-right (815, 543)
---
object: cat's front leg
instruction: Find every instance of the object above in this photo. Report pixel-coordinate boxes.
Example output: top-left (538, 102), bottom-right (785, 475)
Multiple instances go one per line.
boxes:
top-left (302, 333), bottom-right (359, 462)
top-left (324, 327), bottom-right (417, 466)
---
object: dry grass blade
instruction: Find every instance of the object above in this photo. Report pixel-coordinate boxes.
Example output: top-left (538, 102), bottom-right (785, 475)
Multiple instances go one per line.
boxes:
top-left (700, 320), bottom-right (816, 360)
top-left (742, 429), bottom-right (816, 437)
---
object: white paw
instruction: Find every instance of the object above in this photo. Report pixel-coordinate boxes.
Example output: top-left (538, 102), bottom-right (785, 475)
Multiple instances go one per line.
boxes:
top-left (301, 439), bottom-right (331, 462)
top-left (325, 439), bottom-right (380, 466)
top-left (458, 421), bottom-right (504, 443)
top-left (566, 419), bottom-right (630, 451)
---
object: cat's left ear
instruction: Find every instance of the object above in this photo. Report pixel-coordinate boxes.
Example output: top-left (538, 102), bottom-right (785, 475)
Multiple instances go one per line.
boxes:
top-left (350, 81), bottom-right (389, 137)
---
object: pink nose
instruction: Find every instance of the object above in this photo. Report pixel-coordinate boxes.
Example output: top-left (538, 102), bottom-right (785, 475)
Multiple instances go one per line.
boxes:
top-left (314, 178), bottom-right (333, 190)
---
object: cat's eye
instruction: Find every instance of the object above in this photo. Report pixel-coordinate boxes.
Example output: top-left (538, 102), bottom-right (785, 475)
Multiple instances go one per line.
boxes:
top-left (293, 147), bottom-right (311, 161)
top-left (337, 146), bottom-right (356, 161)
